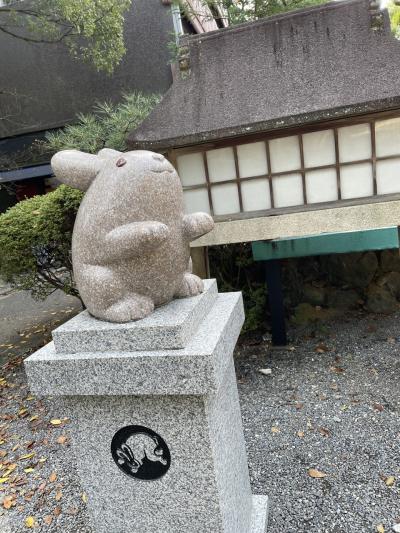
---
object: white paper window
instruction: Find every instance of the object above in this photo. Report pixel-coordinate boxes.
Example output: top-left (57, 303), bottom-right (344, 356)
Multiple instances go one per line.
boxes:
top-left (338, 124), bottom-right (371, 163)
top-left (269, 136), bottom-right (301, 173)
top-left (183, 188), bottom-right (210, 214)
top-left (302, 130), bottom-right (335, 168)
top-left (272, 173), bottom-right (303, 208)
top-left (176, 153), bottom-right (206, 187)
top-left (237, 142), bottom-right (268, 178)
top-left (241, 179), bottom-right (271, 212)
top-left (305, 168), bottom-right (338, 204)
top-left (375, 118), bottom-right (400, 158)
top-left (206, 147), bottom-right (236, 183)
top-left (340, 163), bottom-right (373, 199)
top-left (211, 183), bottom-right (240, 215)
top-left (376, 158), bottom-right (400, 195)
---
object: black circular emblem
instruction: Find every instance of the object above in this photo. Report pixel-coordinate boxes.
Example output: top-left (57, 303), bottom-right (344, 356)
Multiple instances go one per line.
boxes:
top-left (111, 425), bottom-right (171, 481)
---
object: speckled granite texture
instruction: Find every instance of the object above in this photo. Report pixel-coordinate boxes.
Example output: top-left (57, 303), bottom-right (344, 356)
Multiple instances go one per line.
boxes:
top-left (51, 148), bottom-right (214, 323)
top-left (25, 292), bottom-right (244, 396)
top-left (25, 287), bottom-right (268, 532)
top-left (52, 279), bottom-right (217, 353)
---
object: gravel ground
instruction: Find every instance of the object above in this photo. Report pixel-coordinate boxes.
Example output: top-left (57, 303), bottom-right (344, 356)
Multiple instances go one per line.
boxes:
top-left (0, 309), bottom-right (399, 532)
top-left (237, 311), bottom-right (400, 533)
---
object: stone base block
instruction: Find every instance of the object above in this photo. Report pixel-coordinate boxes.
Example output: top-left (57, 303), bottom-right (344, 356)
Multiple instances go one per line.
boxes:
top-left (251, 495), bottom-right (269, 533)
top-left (24, 283), bottom-right (270, 533)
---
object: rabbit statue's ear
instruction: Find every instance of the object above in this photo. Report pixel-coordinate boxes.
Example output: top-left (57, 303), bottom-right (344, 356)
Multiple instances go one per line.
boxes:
top-left (98, 148), bottom-right (122, 160)
top-left (51, 150), bottom-right (102, 191)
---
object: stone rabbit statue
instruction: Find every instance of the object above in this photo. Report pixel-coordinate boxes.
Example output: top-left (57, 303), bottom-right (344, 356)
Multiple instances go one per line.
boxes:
top-left (51, 148), bottom-right (214, 323)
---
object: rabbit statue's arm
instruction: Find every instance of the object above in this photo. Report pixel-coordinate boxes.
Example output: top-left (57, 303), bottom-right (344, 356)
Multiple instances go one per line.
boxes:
top-left (183, 213), bottom-right (214, 241)
top-left (101, 221), bottom-right (170, 262)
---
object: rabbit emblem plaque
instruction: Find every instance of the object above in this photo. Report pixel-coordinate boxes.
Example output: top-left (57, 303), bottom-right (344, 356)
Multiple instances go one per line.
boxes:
top-left (111, 426), bottom-right (171, 481)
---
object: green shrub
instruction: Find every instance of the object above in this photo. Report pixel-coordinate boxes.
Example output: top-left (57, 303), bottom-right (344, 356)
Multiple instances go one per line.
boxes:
top-left (0, 185), bottom-right (83, 300)
top-left (0, 91), bottom-right (159, 301)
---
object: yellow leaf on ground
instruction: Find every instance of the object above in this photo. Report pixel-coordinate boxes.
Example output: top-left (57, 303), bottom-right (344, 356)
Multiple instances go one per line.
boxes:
top-left (82, 492), bottom-right (88, 503)
top-left (29, 416), bottom-right (38, 422)
top-left (24, 468), bottom-right (35, 474)
top-left (308, 468), bottom-right (327, 479)
top-left (297, 431), bottom-right (305, 438)
top-left (50, 419), bottom-right (62, 426)
top-left (377, 525), bottom-right (385, 533)
top-left (20, 453), bottom-right (35, 460)
top-left (385, 476), bottom-right (395, 487)
top-left (271, 426), bottom-right (280, 434)
top-left (25, 516), bottom-right (35, 528)
top-left (0, 477), bottom-right (9, 484)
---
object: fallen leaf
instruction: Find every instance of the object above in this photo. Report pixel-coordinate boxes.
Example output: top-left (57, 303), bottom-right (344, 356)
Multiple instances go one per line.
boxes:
top-left (271, 426), bottom-right (280, 434)
top-left (373, 403), bottom-right (384, 412)
top-left (376, 525), bottom-right (385, 533)
top-left (0, 477), bottom-right (9, 484)
top-left (56, 435), bottom-right (68, 445)
top-left (318, 427), bottom-right (330, 437)
top-left (258, 368), bottom-right (272, 376)
top-left (2, 495), bottom-right (15, 509)
top-left (20, 453), bottom-right (35, 460)
top-left (43, 515), bottom-right (53, 525)
top-left (54, 506), bottom-right (62, 516)
top-left (25, 516), bottom-right (36, 528)
top-left (385, 476), bottom-right (395, 487)
top-left (55, 490), bottom-right (62, 501)
top-left (82, 492), bottom-right (88, 503)
top-left (315, 343), bottom-right (329, 353)
top-left (49, 472), bottom-right (57, 483)
top-left (24, 468), bottom-right (34, 474)
top-left (50, 419), bottom-right (62, 426)
top-left (330, 366), bottom-right (345, 374)
top-left (308, 468), bottom-right (327, 479)
top-left (297, 431), bottom-right (305, 438)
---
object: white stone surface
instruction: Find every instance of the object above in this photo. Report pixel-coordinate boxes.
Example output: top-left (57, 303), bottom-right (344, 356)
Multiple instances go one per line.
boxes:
top-left (24, 286), bottom-right (268, 533)
top-left (251, 495), bottom-right (269, 533)
top-left (52, 279), bottom-right (218, 353)
top-left (25, 291), bottom-right (244, 396)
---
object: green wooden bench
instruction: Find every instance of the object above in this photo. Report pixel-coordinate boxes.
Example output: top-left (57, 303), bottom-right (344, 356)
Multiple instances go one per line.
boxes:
top-left (251, 227), bottom-right (400, 346)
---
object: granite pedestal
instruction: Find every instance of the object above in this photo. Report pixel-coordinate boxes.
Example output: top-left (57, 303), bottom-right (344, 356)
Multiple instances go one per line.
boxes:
top-left (25, 280), bottom-right (268, 533)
